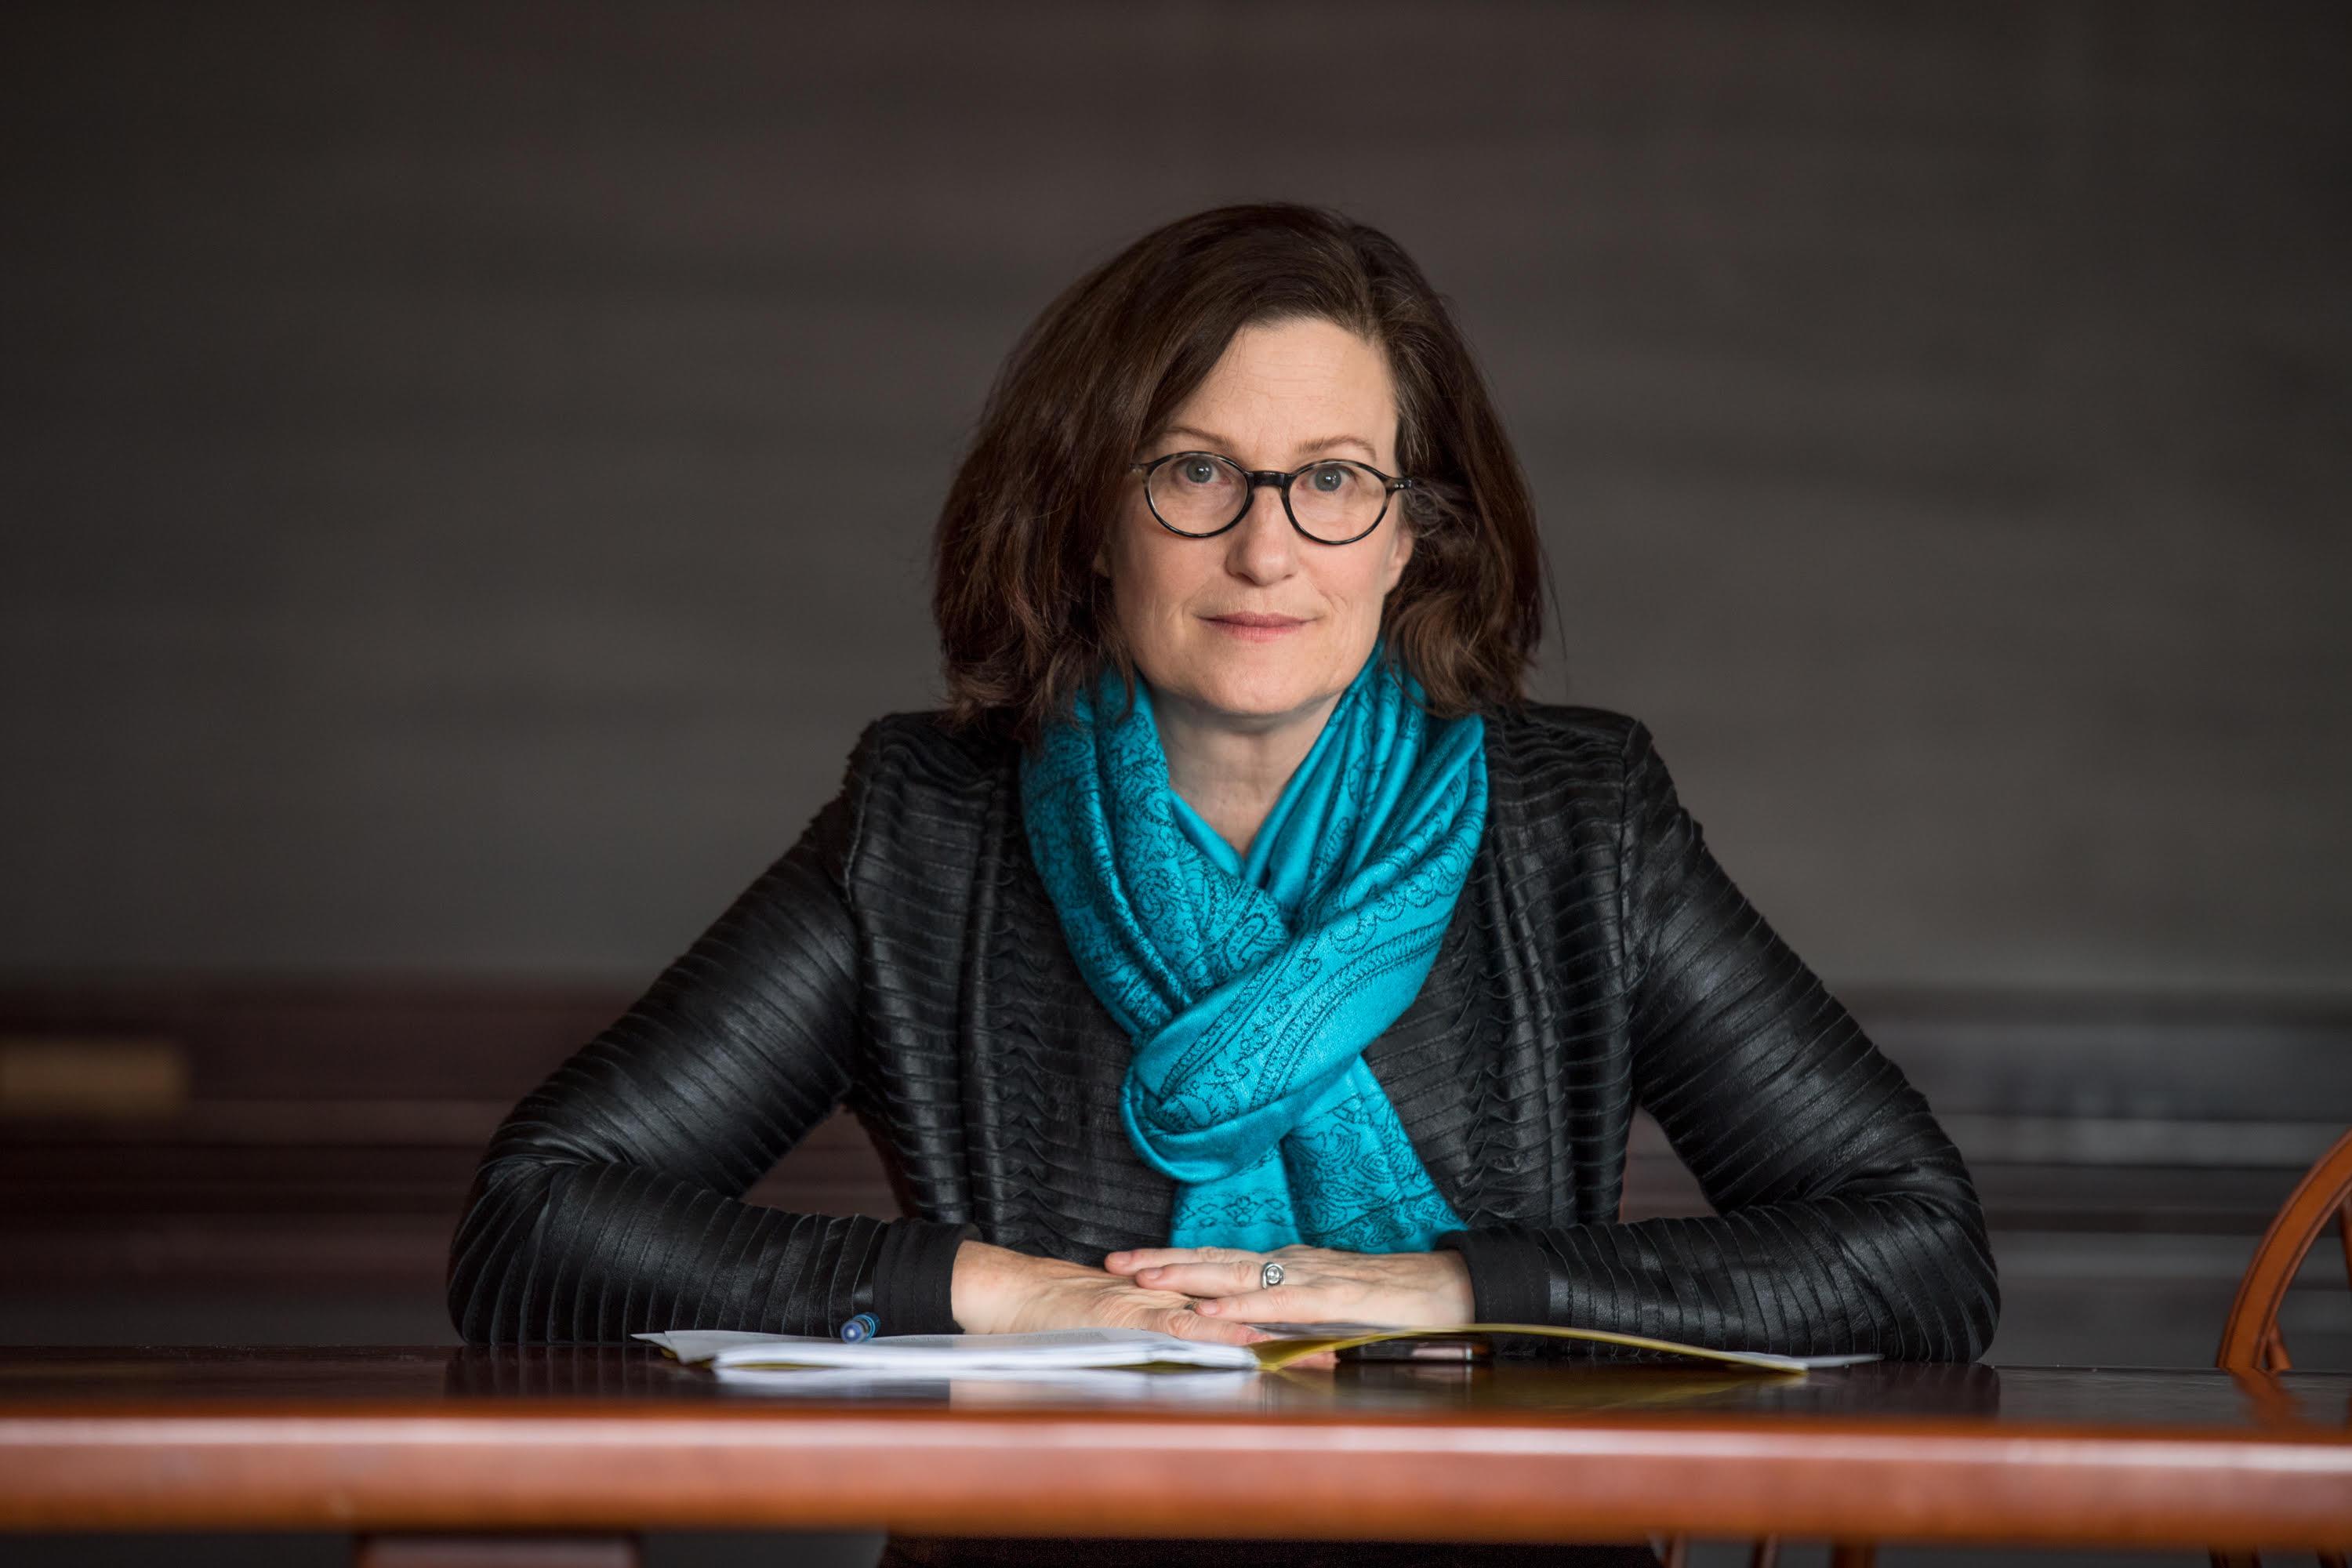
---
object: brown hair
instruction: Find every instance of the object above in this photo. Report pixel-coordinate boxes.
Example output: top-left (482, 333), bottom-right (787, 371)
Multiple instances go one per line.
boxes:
top-left (931, 202), bottom-right (1550, 746)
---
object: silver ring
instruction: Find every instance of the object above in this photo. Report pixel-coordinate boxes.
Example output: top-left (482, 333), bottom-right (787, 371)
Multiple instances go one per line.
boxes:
top-left (1259, 1260), bottom-right (1284, 1290)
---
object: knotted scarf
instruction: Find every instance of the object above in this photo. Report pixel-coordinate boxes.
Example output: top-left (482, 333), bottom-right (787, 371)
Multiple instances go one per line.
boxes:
top-left (1017, 641), bottom-right (1486, 1254)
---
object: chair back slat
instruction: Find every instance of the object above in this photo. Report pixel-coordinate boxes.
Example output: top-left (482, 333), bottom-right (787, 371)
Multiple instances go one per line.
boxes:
top-left (2216, 1127), bottom-right (2352, 1372)
top-left (2209, 1137), bottom-right (2352, 1565)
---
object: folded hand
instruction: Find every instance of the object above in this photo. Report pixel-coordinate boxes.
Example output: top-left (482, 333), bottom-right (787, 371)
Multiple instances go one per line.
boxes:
top-left (1098, 1243), bottom-right (1475, 1327)
top-left (949, 1240), bottom-right (1271, 1345)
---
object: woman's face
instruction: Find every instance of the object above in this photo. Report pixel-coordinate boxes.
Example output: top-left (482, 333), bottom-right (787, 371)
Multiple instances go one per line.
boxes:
top-left (1100, 315), bottom-right (1415, 732)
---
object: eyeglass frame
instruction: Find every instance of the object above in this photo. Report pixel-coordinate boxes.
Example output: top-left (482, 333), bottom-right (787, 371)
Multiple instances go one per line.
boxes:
top-left (1128, 450), bottom-right (1418, 546)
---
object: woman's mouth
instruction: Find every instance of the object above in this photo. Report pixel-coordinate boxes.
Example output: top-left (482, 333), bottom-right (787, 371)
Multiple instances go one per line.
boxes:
top-left (1204, 612), bottom-right (1308, 643)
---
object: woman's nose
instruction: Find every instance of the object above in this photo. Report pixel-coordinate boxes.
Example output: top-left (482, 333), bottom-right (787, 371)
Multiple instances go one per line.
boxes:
top-left (1222, 482), bottom-right (1299, 582)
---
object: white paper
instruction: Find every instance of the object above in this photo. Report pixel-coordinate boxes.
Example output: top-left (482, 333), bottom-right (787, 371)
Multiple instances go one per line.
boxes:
top-left (638, 1326), bottom-right (1879, 1377)
top-left (637, 1326), bottom-right (1261, 1375)
top-left (708, 1365), bottom-right (1265, 1401)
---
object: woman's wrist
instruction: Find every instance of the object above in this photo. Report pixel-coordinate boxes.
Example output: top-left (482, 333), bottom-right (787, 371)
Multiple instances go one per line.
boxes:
top-left (1432, 1247), bottom-right (1476, 1323)
top-left (949, 1237), bottom-right (1011, 1333)
top-left (950, 1236), bottom-right (1087, 1334)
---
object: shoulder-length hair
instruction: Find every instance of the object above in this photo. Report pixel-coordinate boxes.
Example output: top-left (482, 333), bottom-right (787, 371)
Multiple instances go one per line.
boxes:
top-left (931, 202), bottom-right (1549, 746)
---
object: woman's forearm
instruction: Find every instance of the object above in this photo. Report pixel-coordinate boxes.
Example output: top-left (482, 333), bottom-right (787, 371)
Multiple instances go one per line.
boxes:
top-left (448, 1152), bottom-right (915, 1343)
top-left (1440, 1176), bottom-right (1996, 1359)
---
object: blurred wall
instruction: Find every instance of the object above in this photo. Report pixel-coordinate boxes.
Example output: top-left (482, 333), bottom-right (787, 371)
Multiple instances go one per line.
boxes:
top-left (2, 1), bottom-right (2347, 994)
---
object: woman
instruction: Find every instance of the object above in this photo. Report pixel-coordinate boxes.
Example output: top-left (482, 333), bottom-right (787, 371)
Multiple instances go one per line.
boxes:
top-left (447, 203), bottom-right (1998, 1563)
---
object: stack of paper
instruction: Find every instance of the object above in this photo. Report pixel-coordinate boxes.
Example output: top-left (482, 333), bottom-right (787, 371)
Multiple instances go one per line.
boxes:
top-left (640, 1327), bottom-right (1257, 1376)
top-left (637, 1323), bottom-right (1880, 1378)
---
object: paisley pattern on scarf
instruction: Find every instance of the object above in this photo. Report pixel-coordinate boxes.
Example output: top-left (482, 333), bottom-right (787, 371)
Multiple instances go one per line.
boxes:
top-left (1018, 641), bottom-right (1486, 1254)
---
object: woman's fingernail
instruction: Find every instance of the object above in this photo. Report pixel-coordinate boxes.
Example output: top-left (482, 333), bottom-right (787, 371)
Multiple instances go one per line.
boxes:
top-left (1196, 1301), bottom-right (1221, 1314)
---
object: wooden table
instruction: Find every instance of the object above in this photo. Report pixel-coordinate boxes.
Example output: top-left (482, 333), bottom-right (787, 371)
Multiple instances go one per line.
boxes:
top-left (2, 1346), bottom-right (2348, 1563)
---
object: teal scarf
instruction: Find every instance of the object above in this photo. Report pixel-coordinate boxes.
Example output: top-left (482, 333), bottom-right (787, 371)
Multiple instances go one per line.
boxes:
top-left (1018, 642), bottom-right (1486, 1254)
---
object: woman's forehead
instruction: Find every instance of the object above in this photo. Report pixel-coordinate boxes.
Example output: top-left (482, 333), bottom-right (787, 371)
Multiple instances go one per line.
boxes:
top-left (1156, 421), bottom-right (1380, 465)
top-left (1160, 320), bottom-right (1398, 459)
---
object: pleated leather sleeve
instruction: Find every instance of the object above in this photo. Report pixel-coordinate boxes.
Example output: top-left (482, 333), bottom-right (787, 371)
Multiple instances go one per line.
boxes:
top-left (445, 720), bottom-right (974, 1345)
top-left (1439, 719), bottom-right (2000, 1361)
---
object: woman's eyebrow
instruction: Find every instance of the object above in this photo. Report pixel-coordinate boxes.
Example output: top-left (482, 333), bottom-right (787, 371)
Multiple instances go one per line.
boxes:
top-left (1153, 425), bottom-right (1379, 461)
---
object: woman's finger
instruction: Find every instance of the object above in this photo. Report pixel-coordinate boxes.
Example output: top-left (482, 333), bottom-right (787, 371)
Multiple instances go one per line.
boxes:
top-left (1191, 1283), bottom-right (1315, 1319)
top-left (1156, 1306), bottom-right (1270, 1347)
top-left (1099, 1248), bottom-right (1178, 1276)
top-left (1128, 1259), bottom-right (1265, 1298)
top-left (1102, 1246), bottom-right (1236, 1276)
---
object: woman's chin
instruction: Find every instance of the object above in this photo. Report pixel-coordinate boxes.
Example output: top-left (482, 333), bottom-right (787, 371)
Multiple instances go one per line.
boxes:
top-left (1145, 632), bottom-right (1363, 728)
top-left (1167, 671), bottom-right (1331, 728)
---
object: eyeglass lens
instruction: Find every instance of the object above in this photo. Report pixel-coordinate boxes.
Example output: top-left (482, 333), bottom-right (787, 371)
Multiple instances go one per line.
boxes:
top-left (1148, 454), bottom-right (1388, 542)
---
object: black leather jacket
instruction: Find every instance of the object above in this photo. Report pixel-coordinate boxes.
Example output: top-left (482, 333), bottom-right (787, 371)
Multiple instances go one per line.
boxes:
top-left (447, 703), bottom-right (1999, 1359)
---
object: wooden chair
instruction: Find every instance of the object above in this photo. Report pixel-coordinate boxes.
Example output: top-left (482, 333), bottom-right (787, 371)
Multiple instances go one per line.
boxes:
top-left (2218, 1125), bottom-right (2352, 1373)
top-left (2212, 1125), bottom-right (2352, 1568)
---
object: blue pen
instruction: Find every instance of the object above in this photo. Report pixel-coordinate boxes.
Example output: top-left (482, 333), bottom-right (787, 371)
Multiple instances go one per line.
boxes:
top-left (840, 1312), bottom-right (880, 1343)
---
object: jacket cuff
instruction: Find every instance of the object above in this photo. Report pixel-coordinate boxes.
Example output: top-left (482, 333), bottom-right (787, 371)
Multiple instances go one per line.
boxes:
top-left (868, 1218), bottom-right (980, 1336)
top-left (1434, 1228), bottom-right (1550, 1326)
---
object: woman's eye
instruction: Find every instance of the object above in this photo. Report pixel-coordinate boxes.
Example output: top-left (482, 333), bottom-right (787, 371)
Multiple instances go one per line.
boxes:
top-left (1180, 459), bottom-right (1218, 485)
top-left (1311, 464), bottom-right (1348, 492)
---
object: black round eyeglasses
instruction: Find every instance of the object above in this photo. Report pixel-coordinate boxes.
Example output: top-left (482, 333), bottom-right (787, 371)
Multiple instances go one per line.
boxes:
top-left (1131, 451), bottom-right (1417, 546)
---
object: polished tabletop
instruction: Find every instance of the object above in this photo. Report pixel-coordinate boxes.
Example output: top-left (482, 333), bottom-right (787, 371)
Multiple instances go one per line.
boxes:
top-left (2, 1345), bottom-right (2349, 1551)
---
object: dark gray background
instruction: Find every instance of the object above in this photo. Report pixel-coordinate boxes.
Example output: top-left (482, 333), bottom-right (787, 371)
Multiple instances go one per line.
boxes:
top-left (5, 1), bottom-right (2346, 993)
top-left (2, 7), bottom-right (2347, 1566)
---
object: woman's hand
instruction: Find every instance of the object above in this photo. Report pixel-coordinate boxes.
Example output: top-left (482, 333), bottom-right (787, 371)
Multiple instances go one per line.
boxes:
top-left (1100, 1244), bottom-right (1475, 1327)
top-left (949, 1239), bottom-right (1272, 1346)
